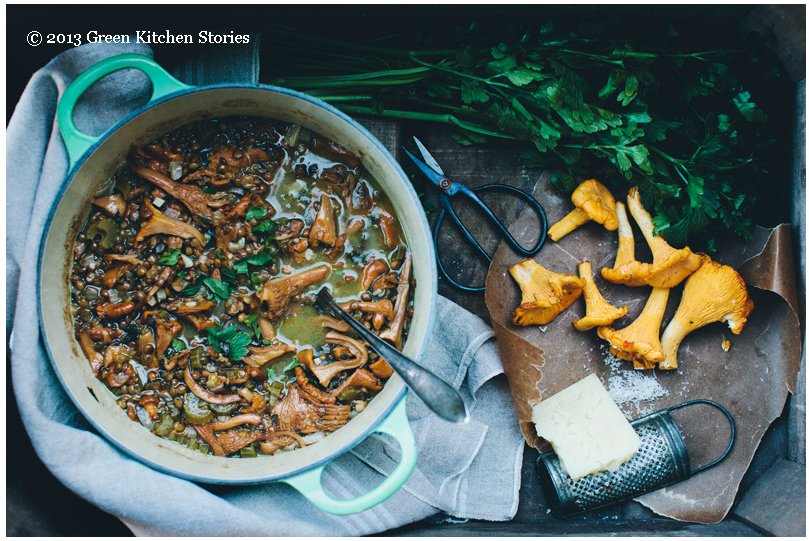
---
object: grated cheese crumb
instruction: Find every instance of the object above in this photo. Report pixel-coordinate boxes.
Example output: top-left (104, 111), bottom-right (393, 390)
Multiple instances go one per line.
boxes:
top-left (601, 345), bottom-right (668, 414)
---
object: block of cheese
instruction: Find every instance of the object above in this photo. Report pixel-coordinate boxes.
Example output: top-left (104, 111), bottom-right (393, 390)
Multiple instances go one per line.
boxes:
top-left (532, 374), bottom-right (640, 480)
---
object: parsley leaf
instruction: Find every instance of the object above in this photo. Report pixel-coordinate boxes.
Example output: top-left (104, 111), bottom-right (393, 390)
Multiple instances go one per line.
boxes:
top-left (245, 206), bottom-right (268, 221)
top-left (283, 357), bottom-right (300, 373)
top-left (207, 324), bottom-right (252, 361)
top-left (253, 218), bottom-right (276, 234)
top-left (247, 251), bottom-right (273, 266)
top-left (227, 332), bottom-right (252, 361)
top-left (233, 250), bottom-right (273, 274)
top-left (158, 249), bottom-right (181, 266)
top-left (202, 277), bottom-right (230, 301)
top-left (243, 313), bottom-right (262, 341)
top-left (233, 259), bottom-right (250, 274)
top-left (220, 268), bottom-right (238, 287)
top-left (170, 338), bottom-right (186, 352)
top-left (181, 283), bottom-right (202, 297)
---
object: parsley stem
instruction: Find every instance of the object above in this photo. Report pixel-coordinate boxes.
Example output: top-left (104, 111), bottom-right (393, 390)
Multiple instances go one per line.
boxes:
top-left (409, 55), bottom-right (513, 89)
top-left (335, 105), bottom-right (519, 140)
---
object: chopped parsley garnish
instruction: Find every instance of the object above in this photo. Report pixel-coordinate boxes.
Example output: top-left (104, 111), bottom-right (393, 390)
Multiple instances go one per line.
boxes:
top-left (158, 248), bottom-right (181, 266)
top-left (181, 283), bottom-right (202, 297)
top-left (202, 277), bottom-right (230, 301)
top-left (245, 206), bottom-right (268, 221)
top-left (232, 259), bottom-right (249, 274)
top-left (233, 250), bottom-right (274, 274)
top-left (250, 273), bottom-right (264, 290)
top-left (170, 338), bottom-right (186, 352)
top-left (283, 357), bottom-right (300, 373)
top-left (207, 324), bottom-right (252, 361)
top-left (220, 267), bottom-right (239, 287)
top-left (253, 218), bottom-right (276, 234)
top-left (242, 313), bottom-right (262, 341)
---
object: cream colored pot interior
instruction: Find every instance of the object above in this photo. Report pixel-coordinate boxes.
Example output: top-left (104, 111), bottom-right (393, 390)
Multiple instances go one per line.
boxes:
top-left (40, 88), bottom-right (436, 483)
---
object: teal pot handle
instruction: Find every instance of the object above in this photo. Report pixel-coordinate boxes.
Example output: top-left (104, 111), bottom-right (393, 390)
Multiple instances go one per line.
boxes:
top-left (56, 53), bottom-right (190, 168)
top-left (284, 397), bottom-right (417, 515)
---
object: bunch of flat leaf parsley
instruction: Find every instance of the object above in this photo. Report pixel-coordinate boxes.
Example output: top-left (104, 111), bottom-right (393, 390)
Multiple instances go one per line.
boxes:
top-left (265, 19), bottom-right (780, 249)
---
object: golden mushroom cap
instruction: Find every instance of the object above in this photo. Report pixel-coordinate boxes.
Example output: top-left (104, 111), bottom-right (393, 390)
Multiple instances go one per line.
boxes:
top-left (659, 258), bottom-right (754, 370)
top-left (572, 179), bottom-right (619, 230)
top-left (643, 249), bottom-right (706, 288)
top-left (509, 259), bottom-right (585, 326)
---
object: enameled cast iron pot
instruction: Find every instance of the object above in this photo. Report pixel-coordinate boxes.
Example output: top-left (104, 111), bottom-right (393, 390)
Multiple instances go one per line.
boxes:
top-left (38, 54), bottom-right (438, 515)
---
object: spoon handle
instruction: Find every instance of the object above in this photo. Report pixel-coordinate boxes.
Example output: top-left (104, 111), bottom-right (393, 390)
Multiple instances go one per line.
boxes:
top-left (316, 288), bottom-right (469, 423)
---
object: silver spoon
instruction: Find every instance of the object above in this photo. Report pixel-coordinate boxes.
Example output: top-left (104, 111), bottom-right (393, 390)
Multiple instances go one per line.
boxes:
top-left (315, 288), bottom-right (469, 423)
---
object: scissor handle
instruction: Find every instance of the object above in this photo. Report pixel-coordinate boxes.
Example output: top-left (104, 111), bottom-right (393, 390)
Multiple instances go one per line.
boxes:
top-left (460, 183), bottom-right (548, 257)
top-left (433, 206), bottom-right (490, 293)
top-left (433, 183), bottom-right (548, 293)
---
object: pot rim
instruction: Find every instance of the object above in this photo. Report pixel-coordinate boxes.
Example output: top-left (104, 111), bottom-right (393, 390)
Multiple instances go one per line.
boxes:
top-left (38, 81), bottom-right (438, 484)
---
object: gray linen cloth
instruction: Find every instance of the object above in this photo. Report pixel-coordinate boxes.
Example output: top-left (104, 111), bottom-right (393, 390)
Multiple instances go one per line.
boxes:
top-left (7, 41), bottom-right (525, 536)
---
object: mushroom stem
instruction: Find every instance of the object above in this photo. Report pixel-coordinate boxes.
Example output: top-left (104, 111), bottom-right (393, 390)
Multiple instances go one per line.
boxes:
top-left (626, 187), bottom-right (674, 263)
top-left (379, 251), bottom-right (411, 349)
top-left (210, 414), bottom-right (262, 431)
top-left (184, 366), bottom-right (243, 404)
top-left (613, 202), bottom-right (635, 268)
top-left (597, 287), bottom-right (669, 369)
top-left (573, 261), bottom-right (628, 331)
top-left (548, 207), bottom-right (590, 242)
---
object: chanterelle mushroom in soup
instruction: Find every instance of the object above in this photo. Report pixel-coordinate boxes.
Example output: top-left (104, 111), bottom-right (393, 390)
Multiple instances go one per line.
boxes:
top-left (70, 117), bottom-right (414, 457)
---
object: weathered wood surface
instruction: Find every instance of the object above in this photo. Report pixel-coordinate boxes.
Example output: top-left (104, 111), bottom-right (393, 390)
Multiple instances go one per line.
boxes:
top-left (383, 518), bottom-right (764, 537)
top-left (734, 459), bottom-right (806, 536)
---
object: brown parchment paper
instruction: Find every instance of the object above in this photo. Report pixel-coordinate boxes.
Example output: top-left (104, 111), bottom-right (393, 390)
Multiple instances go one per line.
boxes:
top-left (485, 173), bottom-right (802, 524)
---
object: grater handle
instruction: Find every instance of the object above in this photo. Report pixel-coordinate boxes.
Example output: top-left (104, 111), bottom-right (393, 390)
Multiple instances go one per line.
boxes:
top-left (665, 399), bottom-right (735, 475)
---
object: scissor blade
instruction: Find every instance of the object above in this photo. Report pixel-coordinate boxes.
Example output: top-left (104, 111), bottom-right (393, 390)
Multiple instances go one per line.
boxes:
top-left (413, 136), bottom-right (445, 176)
top-left (402, 146), bottom-right (446, 189)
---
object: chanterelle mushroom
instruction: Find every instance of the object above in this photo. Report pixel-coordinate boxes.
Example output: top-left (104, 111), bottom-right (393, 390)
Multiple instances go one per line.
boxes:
top-left (331, 368), bottom-right (383, 399)
top-left (548, 179), bottom-right (618, 242)
top-left (604, 187), bottom-right (704, 288)
top-left (379, 251), bottom-right (411, 349)
top-left (298, 333), bottom-right (368, 386)
top-left (659, 259), bottom-right (753, 370)
top-left (600, 202), bottom-right (654, 286)
top-left (258, 264), bottom-right (331, 320)
top-left (242, 342), bottom-right (296, 368)
top-left (597, 287), bottom-right (669, 369)
top-left (135, 200), bottom-right (205, 247)
top-left (509, 259), bottom-right (585, 326)
top-left (309, 194), bottom-right (338, 247)
top-left (573, 261), bottom-right (628, 331)
top-left (133, 167), bottom-right (229, 222)
top-left (272, 385), bottom-right (351, 434)
top-left (155, 318), bottom-right (182, 359)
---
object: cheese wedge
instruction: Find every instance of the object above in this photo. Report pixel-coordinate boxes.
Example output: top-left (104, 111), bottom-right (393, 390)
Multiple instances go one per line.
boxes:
top-left (532, 374), bottom-right (640, 480)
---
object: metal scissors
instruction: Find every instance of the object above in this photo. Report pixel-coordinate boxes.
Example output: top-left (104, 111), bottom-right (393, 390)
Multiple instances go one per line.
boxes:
top-left (403, 137), bottom-right (548, 293)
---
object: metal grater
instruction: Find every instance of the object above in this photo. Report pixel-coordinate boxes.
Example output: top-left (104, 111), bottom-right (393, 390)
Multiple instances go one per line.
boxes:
top-left (536, 399), bottom-right (735, 517)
